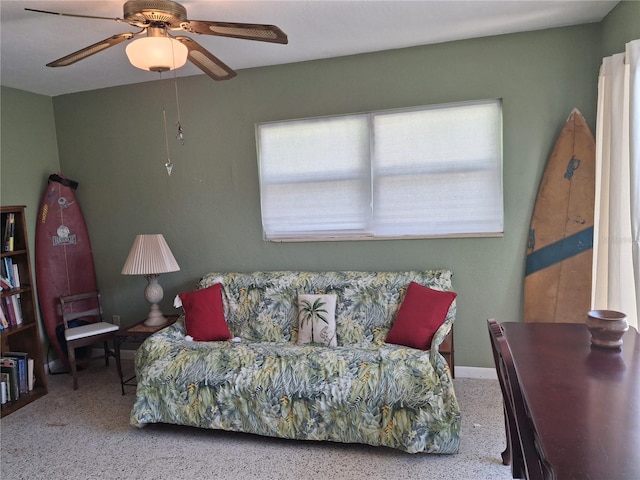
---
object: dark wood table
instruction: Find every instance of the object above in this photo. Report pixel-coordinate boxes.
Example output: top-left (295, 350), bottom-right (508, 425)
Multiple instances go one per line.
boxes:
top-left (502, 322), bottom-right (640, 480)
top-left (114, 315), bottom-right (180, 395)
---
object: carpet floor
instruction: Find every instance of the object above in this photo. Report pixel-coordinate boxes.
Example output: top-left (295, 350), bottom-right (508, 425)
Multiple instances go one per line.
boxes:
top-left (1, 360), bottom-right (511, 479)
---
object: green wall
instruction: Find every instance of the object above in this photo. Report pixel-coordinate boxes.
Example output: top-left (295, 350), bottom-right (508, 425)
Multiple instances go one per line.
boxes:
top-left (0, 87), bottom-right (60, 345)
top-left (1, 87), bottom-right (60, 242)
top-left (600, 0), bottom-right (640, 57)
top-left (51, 24), bottom-right (602, 368)
top-left (1, 1), bottom-right (638, 368)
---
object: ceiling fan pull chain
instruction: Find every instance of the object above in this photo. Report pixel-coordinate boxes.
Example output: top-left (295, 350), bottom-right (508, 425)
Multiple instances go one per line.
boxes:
top-left (163, 107), bottom-right (173, 176)
top-left (176, 120), bottom-right (184, 145)
top-left (172, 53), bottom-right (185, 146)
top-left (159, 72), bottom-right (174, 176)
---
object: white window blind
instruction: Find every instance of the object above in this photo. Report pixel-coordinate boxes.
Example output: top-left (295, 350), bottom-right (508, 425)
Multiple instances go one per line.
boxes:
top-left (257, 99), bottom-right (503, 241)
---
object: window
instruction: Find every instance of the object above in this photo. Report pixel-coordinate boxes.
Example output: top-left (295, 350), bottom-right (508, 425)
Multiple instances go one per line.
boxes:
top-left (256, 99), bottom-right (503, 241)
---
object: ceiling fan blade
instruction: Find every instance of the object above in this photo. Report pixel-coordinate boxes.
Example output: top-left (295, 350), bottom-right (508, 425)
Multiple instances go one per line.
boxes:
top-left (183, 20), bottom-right (288, 44)
top-left (175, 36), bottom-right (237, 81)
top-left (25, 8), bottom-right (125, 23)
top-left (47, 33), bottom-right (136, 67)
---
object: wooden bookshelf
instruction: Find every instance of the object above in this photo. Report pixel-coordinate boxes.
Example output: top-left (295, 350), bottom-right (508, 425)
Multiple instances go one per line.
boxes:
top-left (1, 205), bottom-right (48, 416)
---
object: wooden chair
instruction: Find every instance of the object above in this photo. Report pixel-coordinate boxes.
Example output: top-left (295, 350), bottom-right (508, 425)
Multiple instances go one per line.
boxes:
top-left (487, 319), bottom-right (547, 480)
top-left (59, 291), bottom-right (120, 390)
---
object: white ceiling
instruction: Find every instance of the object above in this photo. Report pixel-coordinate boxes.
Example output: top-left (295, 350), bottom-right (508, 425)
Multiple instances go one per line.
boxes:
top-left (1, 0), bottom-right (618, 97)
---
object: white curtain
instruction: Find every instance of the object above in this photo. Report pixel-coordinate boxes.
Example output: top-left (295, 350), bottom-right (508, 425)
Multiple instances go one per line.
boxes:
top-left (593, 39), bottom-right (640, 330)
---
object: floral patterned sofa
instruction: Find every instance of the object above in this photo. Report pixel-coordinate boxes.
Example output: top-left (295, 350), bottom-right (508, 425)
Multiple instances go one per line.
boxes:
top-left (130, 270), bottom-right (461, 454)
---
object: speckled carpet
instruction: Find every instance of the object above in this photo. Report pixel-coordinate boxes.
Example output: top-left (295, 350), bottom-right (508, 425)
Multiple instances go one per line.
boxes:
top-left (1, 361), bottom-right (511, 479)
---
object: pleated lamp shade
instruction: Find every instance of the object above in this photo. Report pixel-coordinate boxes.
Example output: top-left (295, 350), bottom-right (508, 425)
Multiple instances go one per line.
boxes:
top-left (121, 234), bottom-right (180, 275)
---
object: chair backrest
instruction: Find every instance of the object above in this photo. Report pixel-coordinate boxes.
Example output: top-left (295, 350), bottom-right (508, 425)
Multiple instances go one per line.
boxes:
top-left (487, 319), bottom-right (546, 480)
top-left (59, 291), bottom-right (103, 329)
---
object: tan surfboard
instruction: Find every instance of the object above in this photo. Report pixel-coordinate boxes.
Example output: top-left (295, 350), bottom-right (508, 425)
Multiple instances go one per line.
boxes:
top-left (524, 109), bottom-right (595, 323)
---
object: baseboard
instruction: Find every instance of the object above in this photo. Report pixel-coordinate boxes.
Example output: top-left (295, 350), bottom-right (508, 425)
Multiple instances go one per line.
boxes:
top-left (456, 366), bottom-right (497, 379)
top-left (119, 349), bottom-right (136, 360)
top-left (46, 348), bottom-right (138, 372)
top-left (46, 358), bottom-right (66, 374)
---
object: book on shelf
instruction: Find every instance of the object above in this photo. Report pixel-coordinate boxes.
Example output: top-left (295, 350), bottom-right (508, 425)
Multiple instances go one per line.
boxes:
top-left (1, 373), bottom-right (11, 403)
top-left (4, 352), bottom-right (29, 395)
top-left (2, 257), bottom-right (15, 287)
top-left (28, 358), bottom-right (35, 391)
top-left (11, 263), bottom-right (20, 288)
top-left (3, 213), bottom-right (15, 252)
top-left (10, 295), bottom-right (22, 325)
top-left (0, 357), bottom-right (19, 401)
top-left (0, 303), bottom-right (8, 329)
top-left (0, 276), bottom-right (12, 290)
top-left (3, 296), bottom-right (18, 327)
top-left (0, 282), bottom-right (23, 326)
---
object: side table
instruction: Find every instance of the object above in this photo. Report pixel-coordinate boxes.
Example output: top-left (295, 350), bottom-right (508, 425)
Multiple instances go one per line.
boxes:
top-left (114, 315), bottom-right (180, 395)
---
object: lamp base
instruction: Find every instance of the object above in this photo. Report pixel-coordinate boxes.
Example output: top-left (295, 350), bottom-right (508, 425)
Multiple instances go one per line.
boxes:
top-left (144, 303), bottom-right (168, 327)
top-left (143, 275), bottom-right (168, 327)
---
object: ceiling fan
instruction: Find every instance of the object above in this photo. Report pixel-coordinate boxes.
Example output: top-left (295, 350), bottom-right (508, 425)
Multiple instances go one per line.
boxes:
top-left (26, 0), bottom-right (288, 81)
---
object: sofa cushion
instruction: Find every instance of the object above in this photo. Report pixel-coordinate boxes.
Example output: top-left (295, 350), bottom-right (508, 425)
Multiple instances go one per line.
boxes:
top-left (296, 294), bottom-right (337, 346)
top-left (197, 270), bottom-right (455, 347)
top-left (386, 281), bottom-right (457, 350)
top-left (131, 331), bottom-right (461, 454)
top-left (179, 283), bottom-right (231, 342)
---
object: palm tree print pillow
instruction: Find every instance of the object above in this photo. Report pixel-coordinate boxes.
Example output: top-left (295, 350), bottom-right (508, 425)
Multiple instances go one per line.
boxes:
top-left (296, 294), bottom-right (337, 346)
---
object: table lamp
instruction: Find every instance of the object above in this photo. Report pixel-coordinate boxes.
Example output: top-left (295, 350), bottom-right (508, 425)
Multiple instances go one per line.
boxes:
top-left (121, 234), bottom-right (180, 326)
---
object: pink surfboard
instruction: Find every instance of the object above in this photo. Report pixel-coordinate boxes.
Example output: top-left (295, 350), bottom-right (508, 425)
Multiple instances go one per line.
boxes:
top-left (35, 174), bottom-right (97, 367)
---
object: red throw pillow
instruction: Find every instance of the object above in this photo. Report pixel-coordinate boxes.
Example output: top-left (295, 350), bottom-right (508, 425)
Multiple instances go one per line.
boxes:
top-left (386, 281), bottom-right (457, 350)
top-left (179, 283), bottom-right (231, 342)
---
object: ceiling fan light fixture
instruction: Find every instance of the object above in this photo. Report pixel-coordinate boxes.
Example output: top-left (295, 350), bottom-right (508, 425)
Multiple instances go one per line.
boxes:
top-left (28, 0), bottom-right (288, 80)
top-left (125, 36), bottom-right (188, 72)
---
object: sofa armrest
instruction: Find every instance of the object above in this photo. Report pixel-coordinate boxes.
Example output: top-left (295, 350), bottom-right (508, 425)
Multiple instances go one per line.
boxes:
top-left (438, 330), bottom-right (455, 378)
top-left (429, 299), bottom-right (456, 377)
